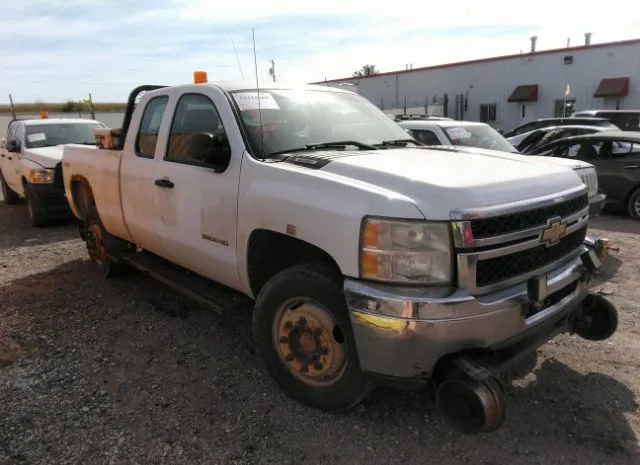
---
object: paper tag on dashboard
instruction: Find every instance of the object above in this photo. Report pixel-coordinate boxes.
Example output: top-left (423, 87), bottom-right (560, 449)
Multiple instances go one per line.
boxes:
top-left (445, 127), bottom-right (471, 139)
top-left (27, 133), bottom-right (47, 143)
top-left (233, 92), bottom-right (280, 111)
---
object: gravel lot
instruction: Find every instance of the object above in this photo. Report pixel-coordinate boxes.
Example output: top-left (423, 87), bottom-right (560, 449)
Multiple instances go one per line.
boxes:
top-left (1, 197), bottom-right (639, 465)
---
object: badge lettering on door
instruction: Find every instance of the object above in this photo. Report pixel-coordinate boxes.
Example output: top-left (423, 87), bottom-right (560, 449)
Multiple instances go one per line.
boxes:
top-left (202, 233), bottom-right (229, 246)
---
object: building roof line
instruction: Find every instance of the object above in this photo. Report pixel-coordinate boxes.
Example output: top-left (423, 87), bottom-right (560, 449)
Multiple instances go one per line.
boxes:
top-left (312, 37), bottom-right (640, 84)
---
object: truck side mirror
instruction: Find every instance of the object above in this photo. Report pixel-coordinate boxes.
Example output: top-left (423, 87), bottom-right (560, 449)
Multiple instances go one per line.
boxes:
top-left (189, 132), bottom-right (231, 173)
top-left (7, 140), bottom-right (19, 152)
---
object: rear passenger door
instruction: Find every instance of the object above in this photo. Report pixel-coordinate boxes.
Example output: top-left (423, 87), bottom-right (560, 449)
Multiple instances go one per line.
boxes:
top-left (119, 91), bottom-right (172, 253)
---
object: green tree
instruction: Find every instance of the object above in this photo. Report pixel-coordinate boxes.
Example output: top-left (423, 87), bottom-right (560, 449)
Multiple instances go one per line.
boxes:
top-left (352, 64), bottom-right (379, 77)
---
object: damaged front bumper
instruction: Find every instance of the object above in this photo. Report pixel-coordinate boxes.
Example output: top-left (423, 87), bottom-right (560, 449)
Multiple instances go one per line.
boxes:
top-left (344, 238), bottom-right (615, 383)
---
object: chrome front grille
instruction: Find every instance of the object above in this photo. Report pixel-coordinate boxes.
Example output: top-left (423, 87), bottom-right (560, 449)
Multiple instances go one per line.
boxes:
top-left (577, 168), bottom-right (598, 197)
top-left (452, 185), bottom-right (590, 294)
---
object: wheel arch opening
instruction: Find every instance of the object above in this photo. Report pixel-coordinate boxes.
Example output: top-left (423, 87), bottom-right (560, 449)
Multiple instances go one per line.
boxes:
top-left (247, 229), bottom-right (343, 297)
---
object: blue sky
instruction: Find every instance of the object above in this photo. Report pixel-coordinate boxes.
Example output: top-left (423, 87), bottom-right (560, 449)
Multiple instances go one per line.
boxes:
top-left (0, 0), bottom-right (637, 102)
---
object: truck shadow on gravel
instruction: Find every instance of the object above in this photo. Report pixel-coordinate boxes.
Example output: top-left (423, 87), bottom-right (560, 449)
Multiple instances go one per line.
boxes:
top-left (1, 259), bottom-right (638, 464)
top-left (0, 202), bottom-right (79, 251)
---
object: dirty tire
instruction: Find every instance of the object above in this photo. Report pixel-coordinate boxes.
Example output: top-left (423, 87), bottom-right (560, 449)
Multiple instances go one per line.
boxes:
top-left (253, 262), bottom-right (375, 411)
top-left (84, 205), bottom-right (126, 279)
top-left (0, 172), bottom-right (21, 205)
top-left (627, 187), bottom-right (640, 221)
top-left (25, 184), bottom-right (48, 227)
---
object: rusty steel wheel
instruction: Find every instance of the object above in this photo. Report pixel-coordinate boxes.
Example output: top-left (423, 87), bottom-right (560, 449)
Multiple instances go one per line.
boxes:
top-left (272, 297), bottom-right (348, 387)
top-left (83, 205), bottom-right (126, 278)
top-left (253, 262), bottom-right (374, 411)
top-left (86, 221), bottom-right (107, 266)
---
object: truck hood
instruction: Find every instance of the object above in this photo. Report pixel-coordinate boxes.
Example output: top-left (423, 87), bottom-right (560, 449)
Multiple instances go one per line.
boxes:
top-left (23, 146), bottom-right (64, 168)
top-left (317, 147), bottom-right (584, 220)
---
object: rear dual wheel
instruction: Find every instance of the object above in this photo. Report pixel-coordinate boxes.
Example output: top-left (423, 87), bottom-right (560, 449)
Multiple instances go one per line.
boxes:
top-left (253, 262), bottom-right (374, 411)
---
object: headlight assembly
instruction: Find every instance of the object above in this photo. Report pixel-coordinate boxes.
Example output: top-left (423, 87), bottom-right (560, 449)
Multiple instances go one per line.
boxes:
top-left (360, 217), bottom-right (453, 284)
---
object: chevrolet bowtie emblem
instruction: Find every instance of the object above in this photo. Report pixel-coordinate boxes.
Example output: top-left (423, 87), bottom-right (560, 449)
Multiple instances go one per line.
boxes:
top-left (541, 218), bottom-right (567, 247)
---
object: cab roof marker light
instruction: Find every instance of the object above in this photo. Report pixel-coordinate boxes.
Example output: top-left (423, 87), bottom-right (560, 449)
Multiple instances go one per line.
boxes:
top-left (194, 71), bottom-right (208, 84)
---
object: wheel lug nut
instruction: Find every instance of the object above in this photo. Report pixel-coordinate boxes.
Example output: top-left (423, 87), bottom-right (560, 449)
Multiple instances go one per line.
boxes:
top-left (314, 362), bottom-right (323, 370)
top-left (285, 353), bottom-right (295, 361)
top-left (284, 321), bottom-right (293, 330)
top-left (300, 365), bottom-right (309, 373)
top-left (299, 317), bottom-right (307, 326)
top-left (279, 336), bottom-right (289, 343)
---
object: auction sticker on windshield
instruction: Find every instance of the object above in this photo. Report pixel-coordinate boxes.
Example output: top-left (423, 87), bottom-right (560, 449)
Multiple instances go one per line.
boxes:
top-left (27, 133), bottom-right (47, 143)
top-left (233, 92), bottom-right (280, 111)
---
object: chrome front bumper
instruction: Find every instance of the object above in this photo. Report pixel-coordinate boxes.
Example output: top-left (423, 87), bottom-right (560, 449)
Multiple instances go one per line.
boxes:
top-left (344, 246), bottom-right (596, 381)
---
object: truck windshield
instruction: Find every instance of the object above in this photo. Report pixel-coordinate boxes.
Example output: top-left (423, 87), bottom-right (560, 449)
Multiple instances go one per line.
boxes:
top-left (24, 122), bottom-right (104, 148)
top-left (230, 89), bottom-right (413, 158)
top-left (443, 124), bottom-right (518, 153)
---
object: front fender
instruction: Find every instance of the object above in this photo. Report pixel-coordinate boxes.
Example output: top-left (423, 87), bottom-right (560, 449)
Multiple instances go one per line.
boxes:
top-left (236, 156), bottom-right (425, 292)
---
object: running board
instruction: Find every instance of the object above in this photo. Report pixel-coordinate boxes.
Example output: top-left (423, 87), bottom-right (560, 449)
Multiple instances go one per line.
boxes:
top-left (121, 252), bottom-right (249, 313)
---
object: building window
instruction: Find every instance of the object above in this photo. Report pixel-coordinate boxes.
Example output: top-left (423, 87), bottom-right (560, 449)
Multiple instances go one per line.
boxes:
top-left (554, 99), bottom-right (576, 117)
top-left (563, 56), bottom-right (574, 65)
top-left (479, 103), bottom-right (497, 122)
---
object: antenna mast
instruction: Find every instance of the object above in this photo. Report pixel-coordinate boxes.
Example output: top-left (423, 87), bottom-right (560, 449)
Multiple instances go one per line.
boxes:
top-left (231, 36), bottom-right (245, 80)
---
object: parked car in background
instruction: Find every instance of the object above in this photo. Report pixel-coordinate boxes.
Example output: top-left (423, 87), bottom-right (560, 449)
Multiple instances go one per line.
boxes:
top-left (502, 117), bottom-right (616, 139)
top-left (398, 119), bottom-right (518, 153)
top-left (397, 120), bottom-right (604, 217)
top-left (509, 125), bottom-right (618, 154)
top-left (571, 110), bottom-right (640, 131)
top-left (527, 131), bottom-right (640, 220)
top-left (394, 114), bottom-right (453, 122)
top-left (0, 117), bottom-right (106, 226)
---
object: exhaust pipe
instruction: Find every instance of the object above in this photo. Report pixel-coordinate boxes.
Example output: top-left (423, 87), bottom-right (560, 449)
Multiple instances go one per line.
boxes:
top-left (436, 374), bottom-right (505, 434)
top-left (573, 293), bottom-right (618, 341)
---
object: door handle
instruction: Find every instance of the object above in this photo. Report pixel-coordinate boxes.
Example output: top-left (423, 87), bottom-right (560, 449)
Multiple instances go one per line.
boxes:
top-left (624, 165), bottom-right (639, 169)
top-left (7, 156), bottom-right (12, 160)
top-left (154, 178), bottom-right (174, 188)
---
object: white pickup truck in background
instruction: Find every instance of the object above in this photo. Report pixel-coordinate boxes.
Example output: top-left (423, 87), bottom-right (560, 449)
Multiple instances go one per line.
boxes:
top-left (0, 116), bottom-right (105, 226)
top-left (398, 119), bottom-right (606, 218)
top-left (60, 75), bottom-right (619, 434)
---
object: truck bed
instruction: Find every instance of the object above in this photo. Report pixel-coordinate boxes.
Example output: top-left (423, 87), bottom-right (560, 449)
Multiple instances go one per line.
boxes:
top-left (61, 144), bottom-right (130, 241)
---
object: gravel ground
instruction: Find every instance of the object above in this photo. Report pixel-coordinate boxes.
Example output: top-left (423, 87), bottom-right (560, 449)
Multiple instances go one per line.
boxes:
top-left (1, 197), bottom-right (639, 465)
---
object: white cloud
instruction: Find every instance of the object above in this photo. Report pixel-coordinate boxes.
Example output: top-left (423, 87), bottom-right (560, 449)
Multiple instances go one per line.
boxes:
top-left (0, 0), bottom-right (637, 101)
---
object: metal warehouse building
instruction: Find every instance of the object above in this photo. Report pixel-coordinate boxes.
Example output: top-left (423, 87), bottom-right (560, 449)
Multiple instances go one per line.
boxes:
top-left (313, 36), bottom-right (640, 131)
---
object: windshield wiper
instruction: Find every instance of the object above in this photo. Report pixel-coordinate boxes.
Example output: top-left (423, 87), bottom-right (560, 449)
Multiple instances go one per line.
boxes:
top-left (375, 138), bottom-right (422, 148)
top-left (267, 140), bottom-right (378, 157)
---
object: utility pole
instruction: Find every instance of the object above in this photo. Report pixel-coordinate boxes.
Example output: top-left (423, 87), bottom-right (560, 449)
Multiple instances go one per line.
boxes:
top-left (268, 59), bottom-right (276, 82)
top-left (8, 94), bottom-right (17, 120)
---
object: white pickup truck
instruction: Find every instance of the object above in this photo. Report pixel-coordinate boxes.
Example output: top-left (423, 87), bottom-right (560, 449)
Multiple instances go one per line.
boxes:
top-left (0, 116), bottom-right (106, 226)
top-left (60, 76), bottom-right (619, 434)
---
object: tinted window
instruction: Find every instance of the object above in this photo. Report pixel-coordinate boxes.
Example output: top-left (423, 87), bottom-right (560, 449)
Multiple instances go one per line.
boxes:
top-left (136, 96), bottom-right (168, 158)
top-left (409, 129), bottom-right (441, 145)
top-left (166, 93), bottom-right (227, 164)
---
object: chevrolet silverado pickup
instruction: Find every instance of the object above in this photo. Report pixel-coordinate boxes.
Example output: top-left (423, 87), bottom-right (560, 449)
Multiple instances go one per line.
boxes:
top-left (60, 74), bottom-right (619, 434)
top-left (0, 116), bottom-right (105, 226)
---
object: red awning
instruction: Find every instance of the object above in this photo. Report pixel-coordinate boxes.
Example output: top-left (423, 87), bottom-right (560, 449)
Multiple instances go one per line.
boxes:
top-left (507, 84), bottom-right (539, 102)
top-left (593, 77), bottom-right (629, 98)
